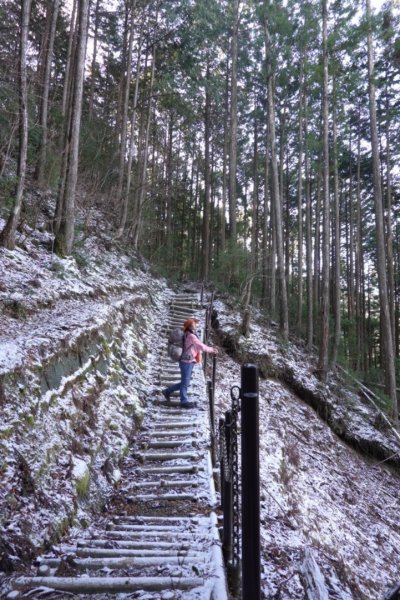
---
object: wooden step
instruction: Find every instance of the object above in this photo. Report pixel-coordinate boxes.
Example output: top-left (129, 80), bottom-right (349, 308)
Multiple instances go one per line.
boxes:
top-left (13, 575), bottom-right (203, 594)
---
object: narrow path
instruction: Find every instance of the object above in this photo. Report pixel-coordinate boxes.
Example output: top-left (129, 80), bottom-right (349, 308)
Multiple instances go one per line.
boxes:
top-left (8, 291), bottom-right (228, 599)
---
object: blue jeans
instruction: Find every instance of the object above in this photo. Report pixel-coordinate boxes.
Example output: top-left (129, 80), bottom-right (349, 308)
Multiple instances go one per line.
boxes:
top-left (164, 361), bottom-right (195, 404)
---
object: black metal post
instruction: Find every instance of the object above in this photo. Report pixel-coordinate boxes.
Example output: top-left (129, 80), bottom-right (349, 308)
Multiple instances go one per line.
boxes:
top-left (241, 363), bottom-right (260, 600)
top-left (204, 306), bottom-right (209, 342)
top-left (219, 417), bottom-right (225, 507)
top-left (209, 289), bottom-right (215, 317)
top-left (208, 381), bottom-right (216, 466)
top-left (208, 381), bottom-right (215, 432)
top-left (222, 410), bottom-right (233, 563)
top-left (212, 355), bottom-right (217, 398)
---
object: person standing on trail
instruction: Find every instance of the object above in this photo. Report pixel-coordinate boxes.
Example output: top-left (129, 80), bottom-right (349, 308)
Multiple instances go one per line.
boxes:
top-left (162, 318), bottom-right (218, 409)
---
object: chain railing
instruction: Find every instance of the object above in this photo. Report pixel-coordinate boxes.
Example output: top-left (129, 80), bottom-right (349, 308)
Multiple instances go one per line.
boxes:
top-left (230, 386), bottom-right (241, 567)
top-left (219, 365), bottom-right (261, 600)
top-left (201, 288), bottom-right (260, 598)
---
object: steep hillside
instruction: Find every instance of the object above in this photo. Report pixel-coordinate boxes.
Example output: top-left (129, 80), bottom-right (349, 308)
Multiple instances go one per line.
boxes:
top-left (1, 210), bottom-right (400, 599)
top-left (212, 299), bottom-right (400, 599)
top-left (0, 213), bottom-right (171, 572)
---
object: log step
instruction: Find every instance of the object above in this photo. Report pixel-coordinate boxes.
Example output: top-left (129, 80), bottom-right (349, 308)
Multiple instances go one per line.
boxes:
top-left (141, 465), bottom-right (199, 474)
top-left (94, 529), bottom-right (193, 544)
top-left (107, 523), bottom-right (191, 531)
top-left (137, 452), bottom-right (200, 461)
top-left (14, 575), bottom-right (203, 594)
top-left (52, 546), bottom-right (200, 558)
top-left (131, 479), bottom-right (198, 488)
top-left (127, 493), bottom-right (198, 502)
top-left (113, 515), bottom-right (200, 523)
top-left (152, 421), bottom-right (196, 427)
top-left (106, 526), bottom-right (198, 535)
top-left (76, 539), bottom-right (191, 550)
top-left (150, 430), bottom-right (196, 437)
top-left (146, 439), bottom-right (196, 448)
top-left (38, 555), bottom-right (205, 569)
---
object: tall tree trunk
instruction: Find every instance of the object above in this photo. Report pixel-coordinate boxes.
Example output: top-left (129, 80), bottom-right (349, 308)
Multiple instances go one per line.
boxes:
top-left (115, 0), bottom-right (137, 230)
top-left (61, 0), bottom-right (77, 117)
top-left (355, 113), bottom-right (366, 372)
top-left (0, 0), bottom-right (32, 249)
top-left (264, 20), bottom-right (288, 342)
top-left (55, 0), bottom-right (78, 231)
top-left (279, 107), bottom-right (289, 290)
top-left (318, 0), bottom-right (330, 380)
top-left (261, 119), bottom-right (270, 308)
top-left (228, 0), bottom-right (239, 241)
top-left (116, 3), bottom-right (129, 141)
top-left (331, 91), bottom-right (341, 367)
top-left (220, 51), bottom-right (230, 252)
top-left (347, 129), bottom-right (355, 323)
top-left (297, 51), bottom-right (305, 333)
top-left (88, 0), bottom-right (101, 119)
top-left (304, 89), bottom-right (313, 351)
top-left (166, 111), bottom-right (174, 238)
top-left (251, 97), bottom-right (259, 273)
top-left (201, 63), bottom-right (211, 280)
top-left (35, 0), bottom-right (61, 186)
top-left (366, 0), bottom-right (397, 419)
top-left (313, 165), bottom-right (322, 334)
top-left (385, 78), bottom-right (396, 355)
top-left (191, 162), bottom-right (200, 273)
top-left (395, 223), bottom-right (400, 357)
top-left (54, 0), bottom-right (89, 255)
top-left (118, 23), bottom-right (143, 237)
top-left (132, 42), bottom-right (156, 250)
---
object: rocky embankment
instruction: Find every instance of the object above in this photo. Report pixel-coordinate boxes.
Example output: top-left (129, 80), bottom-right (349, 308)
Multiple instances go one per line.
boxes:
top-left (0, 228), bottom-right (168, 571)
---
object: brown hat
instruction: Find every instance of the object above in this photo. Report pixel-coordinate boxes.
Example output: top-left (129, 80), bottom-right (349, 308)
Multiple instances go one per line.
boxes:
top-left (183, 318), bottom-right (199, 332)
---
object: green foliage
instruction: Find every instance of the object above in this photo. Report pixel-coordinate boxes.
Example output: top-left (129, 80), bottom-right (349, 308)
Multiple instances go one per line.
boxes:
top-left (73, 251), bottom-right (90, 269)
top-left (0, 0), bottom-right (399, 399)
top-left (75, 471), bottom-right (90, 500)
top-left (23, 414), bottom-right (36, 428)
top-left (78, 116), bottom-right (118, 190)
top-left (0, 176), bottom-right (17, 217)
top-left (212, 242), bottom-right (251, 293)
top-left (50, 260), bottom-right (65, 278)
top-left (149, 240), bottom-right (185, 283)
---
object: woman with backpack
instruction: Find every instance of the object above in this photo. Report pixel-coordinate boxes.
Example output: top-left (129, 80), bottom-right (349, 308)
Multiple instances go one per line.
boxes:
top-left (162, 318), bottom-right (218, 409)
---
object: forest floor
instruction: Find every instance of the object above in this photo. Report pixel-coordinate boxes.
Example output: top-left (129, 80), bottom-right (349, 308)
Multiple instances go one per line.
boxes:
top-left (214, 349), bottom-right (400, 599)
top-left (1, 207), bottom-right (400, 599)
top-left (212, 299), bottom-right (400, 600)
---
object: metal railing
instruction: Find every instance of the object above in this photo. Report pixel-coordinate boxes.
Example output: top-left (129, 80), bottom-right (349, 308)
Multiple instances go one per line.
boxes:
top-left (218, 364), bottom-right (261, 600)
top-left (202, 286), bottom-right (261, 599)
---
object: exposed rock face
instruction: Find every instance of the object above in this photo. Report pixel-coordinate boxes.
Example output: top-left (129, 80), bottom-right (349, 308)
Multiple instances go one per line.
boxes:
top-left (0, 234), bottom-right (168, 568)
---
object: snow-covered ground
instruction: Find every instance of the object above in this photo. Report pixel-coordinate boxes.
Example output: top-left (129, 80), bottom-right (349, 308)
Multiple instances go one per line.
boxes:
top-left (1, 208), bottom-right (400, 599)
top-left (212, 302), bottom-right (400, 600)
top-left (0, 214), bottom-right (172, 589)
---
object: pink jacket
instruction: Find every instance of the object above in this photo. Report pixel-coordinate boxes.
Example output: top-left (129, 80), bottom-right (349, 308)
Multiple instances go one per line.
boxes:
top-left (181, 332), bottom-right (214, 363)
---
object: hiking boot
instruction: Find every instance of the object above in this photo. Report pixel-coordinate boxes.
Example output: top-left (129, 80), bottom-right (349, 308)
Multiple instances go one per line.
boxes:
top-left (180, 401), bottom-right (196, 409)
top-left (162, 390), bottom-right (171, 402)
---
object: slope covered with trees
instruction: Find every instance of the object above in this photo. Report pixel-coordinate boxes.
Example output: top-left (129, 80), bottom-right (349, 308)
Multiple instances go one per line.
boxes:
top-left (1, 0), bottom-right (400, 419)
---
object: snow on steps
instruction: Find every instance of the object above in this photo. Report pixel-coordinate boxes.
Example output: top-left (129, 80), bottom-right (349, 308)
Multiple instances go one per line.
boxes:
top-left (8, 290), bottom-right (228, 599)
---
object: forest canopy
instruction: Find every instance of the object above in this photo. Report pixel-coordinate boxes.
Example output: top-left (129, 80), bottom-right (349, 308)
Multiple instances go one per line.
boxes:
top-left (0, 0), bottom-right (400, 417)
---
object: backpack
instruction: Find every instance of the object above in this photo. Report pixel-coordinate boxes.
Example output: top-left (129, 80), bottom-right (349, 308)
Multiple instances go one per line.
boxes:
top-left (167, 328), bottom-right (184, 362)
